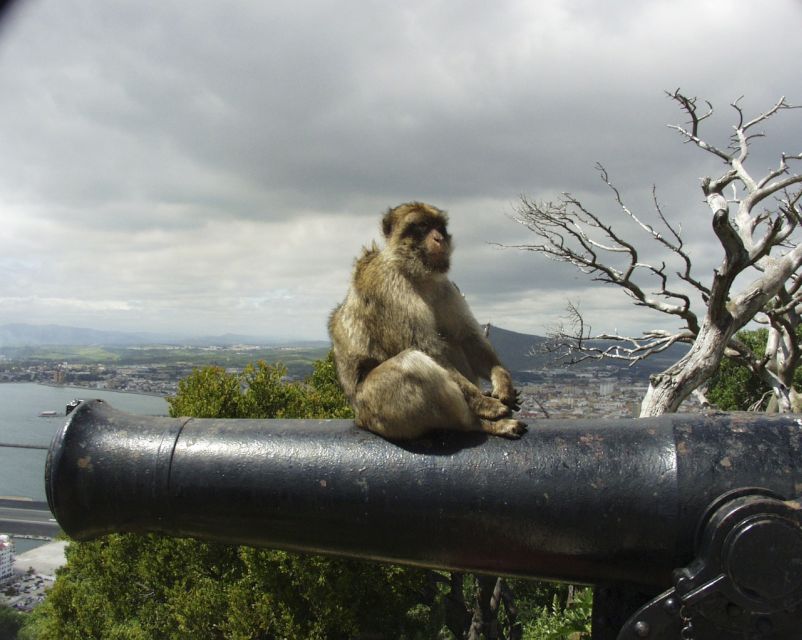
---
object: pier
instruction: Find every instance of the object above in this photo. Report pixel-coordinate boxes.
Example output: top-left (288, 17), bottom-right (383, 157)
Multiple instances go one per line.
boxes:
top-left (0, 498), bottom-right (59, 538)
top-left (0, 443), bottom-right (49, 450)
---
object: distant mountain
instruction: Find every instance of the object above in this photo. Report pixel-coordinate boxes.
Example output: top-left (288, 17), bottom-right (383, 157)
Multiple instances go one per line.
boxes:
top-left (0, 324), bottom-right (327, 348)
top-left (0, 323), bottom-right (157, 347)
top-left (485, 325), bottom-right (548, 371)
top-left (0, 322), bottom-right (687, 375)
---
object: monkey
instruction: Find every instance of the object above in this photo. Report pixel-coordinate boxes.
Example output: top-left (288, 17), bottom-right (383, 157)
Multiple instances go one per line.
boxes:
top-left (328, 202), bottom-right (526, 440)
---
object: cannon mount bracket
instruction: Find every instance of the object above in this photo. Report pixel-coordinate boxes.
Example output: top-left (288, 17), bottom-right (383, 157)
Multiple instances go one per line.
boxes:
top-left (617, 488), bottom-right (802, 639)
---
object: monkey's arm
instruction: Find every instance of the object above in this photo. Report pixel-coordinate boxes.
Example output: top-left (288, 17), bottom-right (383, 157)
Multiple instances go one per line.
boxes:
top-left (443, 289), bottom-right (520, 411)
top-left (328, 301), bottom-right (383, 403)
top-left (461, 336), bottom-right (520, 411)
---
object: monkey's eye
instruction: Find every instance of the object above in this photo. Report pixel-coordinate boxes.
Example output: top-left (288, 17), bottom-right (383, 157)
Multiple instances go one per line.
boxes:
top-left (402, 222), bottom-right (429, 239)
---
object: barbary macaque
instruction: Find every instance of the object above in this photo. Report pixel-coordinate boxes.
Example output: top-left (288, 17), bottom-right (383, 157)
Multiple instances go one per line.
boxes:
top-left (328, 202), bottom-right (526, 440)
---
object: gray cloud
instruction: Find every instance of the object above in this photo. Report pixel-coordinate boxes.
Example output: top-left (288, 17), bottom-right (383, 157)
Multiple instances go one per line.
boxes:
top-left (1, 0), bottom-right (800, 340)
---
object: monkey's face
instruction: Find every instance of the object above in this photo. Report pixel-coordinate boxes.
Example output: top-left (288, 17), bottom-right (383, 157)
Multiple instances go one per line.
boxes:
top-left (383, 203), bottom-right (452, 274)
top-left (417, 221), bottom-right (451, 272)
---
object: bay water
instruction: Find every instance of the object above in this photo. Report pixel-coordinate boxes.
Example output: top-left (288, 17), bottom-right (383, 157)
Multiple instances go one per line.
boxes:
top-left (0, 383), bottom-right (168, 551)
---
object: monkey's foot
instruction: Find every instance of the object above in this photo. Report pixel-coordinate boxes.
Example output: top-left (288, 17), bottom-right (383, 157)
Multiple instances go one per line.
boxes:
top-left (492, 387), bottom-right (522, 412)
top-left (481, 418), bottom-right (527, 439)
top-left (472, 395), bottom-right (513, 420)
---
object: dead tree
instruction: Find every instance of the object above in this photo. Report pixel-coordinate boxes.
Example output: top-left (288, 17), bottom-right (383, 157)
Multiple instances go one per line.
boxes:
top-left (512, 90), bottom-right (802, 416)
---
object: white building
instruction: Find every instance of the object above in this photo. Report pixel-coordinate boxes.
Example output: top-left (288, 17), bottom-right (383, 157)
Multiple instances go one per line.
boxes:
top-left (0, 534), bottom-right (14, 584)
top-left (599, 381), bottom-right (615, 396)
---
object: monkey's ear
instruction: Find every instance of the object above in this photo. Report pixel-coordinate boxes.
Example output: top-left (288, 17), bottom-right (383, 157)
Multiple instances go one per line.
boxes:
top-left (381, 209), bottom-right (395, 238)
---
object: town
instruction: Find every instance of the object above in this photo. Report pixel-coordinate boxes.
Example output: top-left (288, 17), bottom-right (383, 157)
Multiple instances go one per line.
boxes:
top-left (0, 342), bottom-right (330, 397)
top-left (0, 357), bottom-right (701, 418)
top-left (0, 360), bottom-right (190, 397)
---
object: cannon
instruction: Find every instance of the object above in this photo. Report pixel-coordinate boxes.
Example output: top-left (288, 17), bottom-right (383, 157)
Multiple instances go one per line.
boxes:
top-left (46, 399), bottom-right (802, 639)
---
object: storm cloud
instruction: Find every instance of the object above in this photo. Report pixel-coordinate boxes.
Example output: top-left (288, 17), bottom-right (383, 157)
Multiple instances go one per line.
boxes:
top-left (1, 0), bottom-right (800, 340)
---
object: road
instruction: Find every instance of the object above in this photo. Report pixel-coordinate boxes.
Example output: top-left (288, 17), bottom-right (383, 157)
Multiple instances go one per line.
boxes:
top-left (0, 499), bottom-right (59, 538)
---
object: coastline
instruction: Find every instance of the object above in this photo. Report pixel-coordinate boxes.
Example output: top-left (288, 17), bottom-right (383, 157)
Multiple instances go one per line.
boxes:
top-left (33, 381), bottom-right (167, 399)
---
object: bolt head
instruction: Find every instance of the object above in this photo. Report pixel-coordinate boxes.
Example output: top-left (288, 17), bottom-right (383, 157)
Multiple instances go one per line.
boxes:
top-left (663, 597), bottom-right (680, 614)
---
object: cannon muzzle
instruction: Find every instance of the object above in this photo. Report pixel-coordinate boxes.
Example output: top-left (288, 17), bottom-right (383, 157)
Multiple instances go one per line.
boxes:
top-left (46, 400), bottom-right (802, 638)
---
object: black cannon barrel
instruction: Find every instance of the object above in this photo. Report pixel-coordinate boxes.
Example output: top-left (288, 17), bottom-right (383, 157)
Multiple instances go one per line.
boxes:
top-left (46, 400), bottom-right (802, 587)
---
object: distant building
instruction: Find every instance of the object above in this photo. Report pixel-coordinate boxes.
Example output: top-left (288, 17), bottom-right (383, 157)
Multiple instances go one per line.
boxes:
top-left (0, 534), bottom-right (14, 584)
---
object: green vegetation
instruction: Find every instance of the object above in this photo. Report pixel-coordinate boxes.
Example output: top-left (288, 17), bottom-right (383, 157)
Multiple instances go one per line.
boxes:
top-left (0, 603), bottom-right (25, 640)
top-left (167, 353), bottom-right (353, 420)
top-left (707, 327), bottom-right (802, 411)
top-left (522, 587), bottom-right (593, 639)
top-left (23, 354), bottom-right (591, 639)
top-left (707, 329), bottom-right (770, 411)
top-left (24, 535), bottom-right (434, 639)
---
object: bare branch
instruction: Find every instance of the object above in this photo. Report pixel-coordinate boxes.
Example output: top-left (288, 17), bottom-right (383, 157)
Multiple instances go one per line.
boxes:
top-left (710, 206), bottom-right (748, 271)
top-left (667, 122), bottom-right (731, 162)
top-left (692, 385), bottom-right (712, 409)
top-left (667, 89), bottom-right (714, 138)
top-left (513, 167), bottom-right (704, 332)
top-left (730, 243), bottom-right (802, 325)
top-left (667, 90), bottom-right (731, 161)
top-left (730, 95), bottom-right (746, 130)
top-left (651, 186), bottom-right (711, 299)
top-left (759, 153), bottom-right (802, 189)
top-left (747, 180), bottom-right (802, 220)
top-left (742, 96), bottom-right (801, 131)
top-left (748, 390), bottom-right (774, 412)
top-left (510, 91), bottom-right (802, 415)
top-left (543, 303), bottom-right (695, 369)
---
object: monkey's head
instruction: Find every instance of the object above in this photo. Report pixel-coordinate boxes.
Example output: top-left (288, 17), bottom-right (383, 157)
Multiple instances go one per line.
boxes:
top-left (381, 202), bottom-right (452, 276)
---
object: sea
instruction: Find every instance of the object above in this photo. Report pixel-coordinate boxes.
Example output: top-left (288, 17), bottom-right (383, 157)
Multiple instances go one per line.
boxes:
top-left (0, 383), bottom-right (168, 552)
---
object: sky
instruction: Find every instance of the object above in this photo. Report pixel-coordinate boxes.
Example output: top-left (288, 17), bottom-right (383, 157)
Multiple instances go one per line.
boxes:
top-left (0, 0), bottom-right (800, 341)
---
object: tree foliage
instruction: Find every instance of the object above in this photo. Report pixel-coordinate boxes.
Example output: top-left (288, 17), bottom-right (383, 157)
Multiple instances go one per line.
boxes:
top-left (166, 352), bottom-right (353, 421)
top-left (521, 587), bottom-right (592, 640)
top-left (0, 603), bottom-right (25, 640)
top-left (707, 328), bottom-right (770, 411)
top-left (708, 327), bottom-right (802, 411)
top-left (27, 533), bottom-right (433, 640)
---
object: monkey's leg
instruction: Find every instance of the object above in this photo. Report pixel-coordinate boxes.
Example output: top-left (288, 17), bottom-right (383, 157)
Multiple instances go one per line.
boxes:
top-left (356, 350), bottom-right (526, 440)
top-left (447, 369), bottom-right (514, 421)
top-left (355, 349), bottom-right (477, 440)
top-left (445, 367), bottom-right (527, 439)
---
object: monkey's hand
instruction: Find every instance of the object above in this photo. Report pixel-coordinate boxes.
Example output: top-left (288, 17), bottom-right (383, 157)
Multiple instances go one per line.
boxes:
top-left (490, 366), bottom-right (521, 412)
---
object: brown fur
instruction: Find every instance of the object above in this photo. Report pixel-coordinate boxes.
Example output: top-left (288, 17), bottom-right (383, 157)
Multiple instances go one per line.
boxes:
top-left (328, 202), bottom-right (526, 440)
